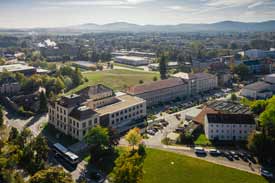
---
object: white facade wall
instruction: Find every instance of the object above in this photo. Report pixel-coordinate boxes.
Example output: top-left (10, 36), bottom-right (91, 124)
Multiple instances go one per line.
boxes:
top-left (48, 104), bottom-right (100, 140)
top-left (136, 84), bottom-right (189, 106)
top-left (204, 117), bottom-right (256, 141)
top-left (108, 102), bottom-right (147, 129)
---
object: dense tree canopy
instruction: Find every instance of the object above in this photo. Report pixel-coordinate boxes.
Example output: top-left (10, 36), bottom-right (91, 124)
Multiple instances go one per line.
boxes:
top-left (28, 167), bottom-right (73, 183)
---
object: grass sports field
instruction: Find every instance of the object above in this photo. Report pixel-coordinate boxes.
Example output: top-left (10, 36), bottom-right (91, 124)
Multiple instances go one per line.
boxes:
top-left (68, 69), bottom-right (159, 94)
top-left (143, 148), bottom-right (268, 183)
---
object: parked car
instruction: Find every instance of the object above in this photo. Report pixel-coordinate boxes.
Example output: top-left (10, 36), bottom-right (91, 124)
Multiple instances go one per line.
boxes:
top-left (229, 151), bottom-right (239, 160)
top-left (223, 152), bottom-right (234, 161)
top-left (209, 149), bottom-right (221, 156)
top-left (194, 147), bottom-right (206, 155)
top-left (147, 130), bottom-right (155, 136)
top-left (260, 168), bottom-right (273, 178)
top-left (90, 172), bottom-right (105, 183)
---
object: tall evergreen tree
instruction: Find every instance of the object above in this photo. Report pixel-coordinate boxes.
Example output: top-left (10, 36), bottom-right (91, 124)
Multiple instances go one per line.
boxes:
top-left (0, 106), bottom-right (4, 126)
top-left (159, 54), bottom-right (168, 80)
top-left (39, 91), bottom-right (48, 113)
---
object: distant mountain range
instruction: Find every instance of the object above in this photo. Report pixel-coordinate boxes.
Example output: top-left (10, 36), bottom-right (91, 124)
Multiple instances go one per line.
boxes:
top-left (2, 21), bottom-right (275, 33)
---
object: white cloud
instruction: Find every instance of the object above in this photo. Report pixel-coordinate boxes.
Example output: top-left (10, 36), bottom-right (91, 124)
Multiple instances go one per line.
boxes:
top-left (166, 6), bottom-right (183, 10)
top-left (205, 0), bottom-right (270, 8)
top-left (44, 0), bottom-right (154, 6)
top-left (248, 1), bottom-right (264, 8)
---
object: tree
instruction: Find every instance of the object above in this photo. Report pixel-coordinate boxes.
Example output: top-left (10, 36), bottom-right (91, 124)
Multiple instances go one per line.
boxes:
top-left (247, 131), bottom-right (274, 163)
top-left (0, 106), bottom-right (4, 126)
top-left (125, 128), bottom-right (142, 150)
top-left (250, 100), bottom-right (267, 115)
top-left (259, 106), bottom-right (275, 137)
top-left (28, 167), bottom-right (73, 183)
top-left (108, 127), bottom-right (120, 146)
top-left (17, 128), bottom-right (32, 149)
top-left (159, 54), bottom-right (168, 80)
top-left (233, 64), bottom-right (249, 81)
top-left (153, 76), bottom-right (158, 81)
top-left (8, 127), bottom-right (19, 143)
top-left (139, 80), bottom-right (144, 84)
top-left (72, 67), bottom-right (83, 86)
top-left (230, 93), bottom-right (237, 101)
top-left (84, 126), bottom-right (110, 163)
top-left (39, 91), bottom-right (48, 113)
top-left (0, 57), bottom-right (5, 65)
top-left (111, 152), bottom-right (143, 183)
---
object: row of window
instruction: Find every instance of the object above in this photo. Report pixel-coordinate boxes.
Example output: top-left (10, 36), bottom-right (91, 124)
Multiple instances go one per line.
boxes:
top-left (111, 105), bottom-right (143, 118)
top-left (210, 129), bottom-right (249, 134)
top-left (68, 118), bottom-right (98, 129)
top-left (210, 135), bottom-right (247, 140)
top-left (210, 124), bottom-right (254, 128)
top-left (56, 105), bottom-right (66, 115)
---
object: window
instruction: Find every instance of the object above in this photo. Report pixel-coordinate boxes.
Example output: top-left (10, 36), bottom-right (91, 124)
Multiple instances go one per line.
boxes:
top-left (77, 123), bottom-right (79, 128)
top-left (83, 130), bottom-right (86, 136)
top-left (89, 120), bottom-right (92, 126)
top-left (95, 118), bottom-right (98, 123)
top-left (82, 122), bottom-right (86, 128)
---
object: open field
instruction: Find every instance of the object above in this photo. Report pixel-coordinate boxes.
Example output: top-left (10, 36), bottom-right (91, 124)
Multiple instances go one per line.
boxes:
top-left (143, 148), bottom-right (268, 183)
top-left (68, 69), bottom-right (159, 94)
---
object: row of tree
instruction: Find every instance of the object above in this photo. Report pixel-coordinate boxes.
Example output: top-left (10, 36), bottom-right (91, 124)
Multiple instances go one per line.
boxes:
top-left (84, 126), bottom-right (146, 183)
top-left (0, 125), bottom-right (73, 183)
top-left (247, 96), bottom-right (275, 164)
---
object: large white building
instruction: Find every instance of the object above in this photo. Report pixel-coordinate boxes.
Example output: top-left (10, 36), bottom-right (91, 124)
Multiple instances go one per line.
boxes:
top-left (114, 56), bottom-right (149, 66)
top-left (241, 74), bottom-right (275, 99)
top-left (239, 49), bottom-right (275, 59)
top-left (173, 72), bottom-right (218, 94)
top-left (241, 80), bottom-right (273, 99)
top-left (127, 78), bottom-right (189, 106)
top-left (204, 113), bottom-right (256, 141)
top-left (48, 84), bottom-right (146, 140)
top-left (127, 72), bottom-right (218, 107)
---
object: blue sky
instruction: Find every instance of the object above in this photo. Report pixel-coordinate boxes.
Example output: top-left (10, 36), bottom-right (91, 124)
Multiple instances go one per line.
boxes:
top-left (1, 0), bottom-right (275, 28)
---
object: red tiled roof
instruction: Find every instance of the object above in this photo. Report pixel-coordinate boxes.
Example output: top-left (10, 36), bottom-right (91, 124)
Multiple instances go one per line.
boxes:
top-left (193, 106), bottom-right (218, 125)
top-left (127, 78), bottom-right (187, 95)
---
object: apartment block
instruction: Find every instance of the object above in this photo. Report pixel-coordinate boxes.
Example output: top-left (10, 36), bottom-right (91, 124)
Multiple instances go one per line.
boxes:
top-left (204, 113), bottom-right (256, 141)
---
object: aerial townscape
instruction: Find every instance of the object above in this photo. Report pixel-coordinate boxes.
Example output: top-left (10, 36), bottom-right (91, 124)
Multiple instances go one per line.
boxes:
top-left (1, 1), bottom-right (275, 183)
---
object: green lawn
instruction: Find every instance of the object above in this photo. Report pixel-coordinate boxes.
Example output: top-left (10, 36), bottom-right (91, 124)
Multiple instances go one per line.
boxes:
top-left (194, 134), bottom-right (213, 146)
top-left (143, 148), bottom-right (268, 183)
top-left (68, 69), bottom-right (159, 94)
